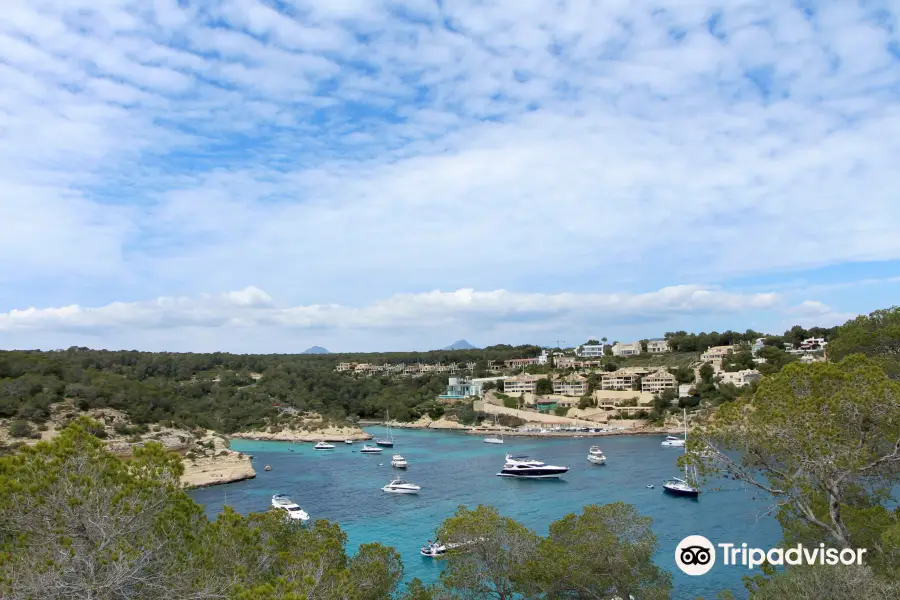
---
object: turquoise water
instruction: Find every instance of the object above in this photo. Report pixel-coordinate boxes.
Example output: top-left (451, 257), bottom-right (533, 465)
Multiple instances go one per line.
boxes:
top-left (189, 429), bottom-right (781, 598)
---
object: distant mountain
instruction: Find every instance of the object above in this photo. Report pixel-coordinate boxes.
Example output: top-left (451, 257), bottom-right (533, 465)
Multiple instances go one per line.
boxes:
top-left (302, 346), bottom-right (330, 354)
top-left (444, 340), bottom-right (478, 350)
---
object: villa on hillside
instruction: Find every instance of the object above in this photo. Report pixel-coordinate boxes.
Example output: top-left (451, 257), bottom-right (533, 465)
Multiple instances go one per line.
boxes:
top-left (503, 374), bottom-right (543, 394)
top-left (646, 339), bottom-right (670, 353)
top-left (578, 344), bottom-right (605, 358)
top-left (641, 370), bottom-right (677, 393)
top-left (439, 376), bottom-right (509, 400)
top-left (552, 374), bottom-right (588, 397)
top-left (700, 345), bottom-right (736, 362)
top-left (612, 341), bottom-right (642, 357)
top-left (601, 370), bottom-right (638, 391)
top-left (718, 369), bottom-right (762, 388)
top-left (505, 357), bottom-right (540, 369)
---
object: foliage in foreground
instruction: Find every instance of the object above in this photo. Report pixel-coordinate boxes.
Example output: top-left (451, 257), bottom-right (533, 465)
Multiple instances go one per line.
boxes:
top-left (0, 418), bottom-right (403, 600)
top-left (691, 354), bottom-right (900, 579)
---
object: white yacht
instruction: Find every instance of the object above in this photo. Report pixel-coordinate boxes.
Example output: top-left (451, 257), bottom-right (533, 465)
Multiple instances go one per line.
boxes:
top-left (381, 478), bottom-right (421, 494)
top-left (344, 439), bottom-right (354, 445)
top-left (391, 454), bottom-right (408, 468)
top-left (420, 538), bottom-right (482, 558)
top-left (270, 494), bottom-right (310, 522)
top-left (360, 444), bottom-right (383, 453)
top-left (587, 446), bottom-right (606, 465)
top-left (661, 435), bottom-right (686, 448)
top-left (497, 455), bottom-right (568, 479)
top-left (314, 441), bottom-right (335, 450)
top-left (663, 409), bottom-right (700, 498)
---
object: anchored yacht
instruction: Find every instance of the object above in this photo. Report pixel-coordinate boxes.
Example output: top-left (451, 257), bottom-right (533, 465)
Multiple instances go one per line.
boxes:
top-left (391, 454), bottom-right (408, 468)
top-left (314, 441), bottom-right (335, 450)
top-left (381, 478), bottom-right (421, 494)
top-left (271, 494), bottom-right (310, 522)
top-left (497, 454), bottom-right (568, 479)
top-left (587, 446), bottom-right (607, 465)
top-left (360, 444), bottom-right (383, 454)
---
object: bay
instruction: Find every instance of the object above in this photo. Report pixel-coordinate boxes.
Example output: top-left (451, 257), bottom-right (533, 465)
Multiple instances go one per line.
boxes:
top-left (189, 428), bottom-right (781, 598)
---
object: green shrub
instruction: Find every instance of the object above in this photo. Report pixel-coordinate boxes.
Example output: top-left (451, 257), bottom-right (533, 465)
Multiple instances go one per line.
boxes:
top-left (8, 420), bottom-right (38, 439)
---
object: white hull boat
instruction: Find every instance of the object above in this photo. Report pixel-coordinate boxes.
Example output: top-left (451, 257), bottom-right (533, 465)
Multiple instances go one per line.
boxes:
top-left (382, 478), bottom-right (420, 494)
top-left (391, 454), bottom-right (408, 468)
top-left (271, 494), bottom-right (310, 523)
top-left (344, 439), bottom-right (354, 445)
top-left (314, 441), bottom-right (335, 450)
top-left (661, 435), bottom-right (685, 447)
top-left (497, 454), bottom-right (568, 479)
top-left (360, 445), bottom-right (383, 453)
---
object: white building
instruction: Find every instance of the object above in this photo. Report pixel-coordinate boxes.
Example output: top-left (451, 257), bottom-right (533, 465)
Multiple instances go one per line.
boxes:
top-left (700, 345), bottom-right (736, 362)
top-left (503, 374), bottom-right (541, 395)
top-left (537, 349), bottom-right (550, 365)
top-left (579, 344), bottom-right (605, 358)
top-left (646, 339), bottom-right (670, 353)
top-left (612, 341), bottom-right (642, 357)
top-left (678, 383), bottom-right (694, 398)
top-left (718, 369), bottom-right (761, 388)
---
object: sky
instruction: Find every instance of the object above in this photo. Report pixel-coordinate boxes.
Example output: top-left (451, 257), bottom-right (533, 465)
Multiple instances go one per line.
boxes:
top-left (2, 0), bottom-right (900, 353)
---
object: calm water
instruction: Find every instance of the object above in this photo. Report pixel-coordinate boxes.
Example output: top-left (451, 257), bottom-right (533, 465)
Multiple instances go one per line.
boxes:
top-left (190, 428), bottom-right (781, 598)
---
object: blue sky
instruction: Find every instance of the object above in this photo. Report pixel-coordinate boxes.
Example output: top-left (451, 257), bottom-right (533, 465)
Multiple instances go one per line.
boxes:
top-left (1, 0), bottom-right (899, 352)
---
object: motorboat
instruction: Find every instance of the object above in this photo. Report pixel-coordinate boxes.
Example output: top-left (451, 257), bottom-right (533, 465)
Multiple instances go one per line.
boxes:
top-left (360, 444), bottom-right (383, 453)
top-left (663, 408), bottom-right (700, 498)
top-left (344, 439), bottom-right (354, 445)
top-left (587, 446), bottom-right (606, 465)
top-left (420, 538), bottom-right (482, 558)
top-left (484, 414), bottom-right (504, 444)
top-left (497, 455), bottom-right (568, 479)
top-left (661, 435), bottom-right (686, 447)
top-left (381, 478), bottom-right (421, 494)
top-left (375, 409), bottom-right (395, 447)
top-left (271, 494), bottom-right (310, 522)
top-left (391, 454), bottom-right (408, 468)
top-left (314, 441), bottom-right (335, 450)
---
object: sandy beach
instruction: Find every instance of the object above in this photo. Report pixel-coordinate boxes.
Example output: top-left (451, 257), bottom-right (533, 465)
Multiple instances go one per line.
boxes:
top-left (229, 424), bottom-right (373, 443)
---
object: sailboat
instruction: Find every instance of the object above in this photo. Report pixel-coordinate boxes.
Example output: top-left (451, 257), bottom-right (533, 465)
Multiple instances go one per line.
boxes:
top-left (484, 414), bottom-right (503, 444)
top-left (376, 409), bottom-right (394, 447)
top-left (663, 408), bottom-right (700, 498)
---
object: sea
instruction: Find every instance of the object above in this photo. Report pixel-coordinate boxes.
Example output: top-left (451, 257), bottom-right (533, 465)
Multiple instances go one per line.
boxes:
top-left (189, 428), bottom-right (782, 599)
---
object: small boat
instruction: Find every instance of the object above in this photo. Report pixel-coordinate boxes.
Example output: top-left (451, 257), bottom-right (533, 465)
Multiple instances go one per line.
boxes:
top-left (646, 484), bottom-right (654, 489)
top-left (661, 435), bottom-right (686, 447)
top-left (264, 465), bottom-right (271, 471)
top-left (420, 538), bottom-right (482, 558)
top-left (484, 414), bottom-right (504, 444)
top-left (360, 444), bottom-right (383, 454)
top-left (587, 446), bottom-right (606, 464)
top-left (391, 454), bottom-right (408, 468)
top-left (381, 478), bottom-right (421, 494)
top-left (375, 410), bottom-right (395, 447)
top-left (271, 494), bottom-right (310, 522)
top-left (344, 439), bottom-right (354, 445)
top-left (314, 441), bottom-right (335, 450)
top-left (497, 455), bottom-right (568, 479)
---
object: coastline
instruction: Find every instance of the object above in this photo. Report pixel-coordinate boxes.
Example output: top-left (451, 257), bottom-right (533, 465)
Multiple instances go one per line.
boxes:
top-left (360, 417), bottom-right (682, 438)
top-left (229, 425), bottom-right (373, 443)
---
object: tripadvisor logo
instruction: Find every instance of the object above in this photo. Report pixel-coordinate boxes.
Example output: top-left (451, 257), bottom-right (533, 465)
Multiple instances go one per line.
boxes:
top-left (675, 536), bottom-right (867, 576)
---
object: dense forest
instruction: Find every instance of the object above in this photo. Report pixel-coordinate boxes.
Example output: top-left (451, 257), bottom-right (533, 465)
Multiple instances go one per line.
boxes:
top-left (0, 345), bottom-right (542, 433)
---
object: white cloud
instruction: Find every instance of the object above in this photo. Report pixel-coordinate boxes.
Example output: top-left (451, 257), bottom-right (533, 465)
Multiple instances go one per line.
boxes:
top-left (1, 0), bottom-right (898, 349)
top-left (0, 284), bottom-right (779, 336)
